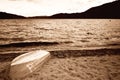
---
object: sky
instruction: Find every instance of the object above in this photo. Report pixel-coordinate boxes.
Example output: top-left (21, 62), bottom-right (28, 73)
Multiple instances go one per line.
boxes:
top-left (0, 0), bottom-right (116, 17)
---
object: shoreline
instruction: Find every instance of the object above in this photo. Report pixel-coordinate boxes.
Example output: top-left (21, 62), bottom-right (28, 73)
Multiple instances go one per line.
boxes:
top-left (0, 47), bottom-right (120, 60)
top-left (0, 47), bottom-right (119, 62)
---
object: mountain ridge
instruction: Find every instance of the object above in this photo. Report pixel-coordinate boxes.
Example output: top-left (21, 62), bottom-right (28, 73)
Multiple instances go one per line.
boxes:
top-left (50, 0), bottom-right (120, 19)
top-left (0, 12), bottom-right (25, 19)
top-left (0, 1), bottom-right (119, 19)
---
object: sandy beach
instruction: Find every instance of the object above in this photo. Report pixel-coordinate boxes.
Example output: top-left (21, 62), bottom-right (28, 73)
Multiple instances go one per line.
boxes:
top-left (0, 48), bottom-right (119, 80)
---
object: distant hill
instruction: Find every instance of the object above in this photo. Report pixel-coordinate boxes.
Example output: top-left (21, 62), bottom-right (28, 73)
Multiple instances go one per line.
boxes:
top-left (50, 1), bottom-right (120, 19)
top-left (0, 12), bottom-right (25, 19)
top-left (27, 16), bottom-right (49, 19)
top-left (0, 1), bottom-right (119, 19)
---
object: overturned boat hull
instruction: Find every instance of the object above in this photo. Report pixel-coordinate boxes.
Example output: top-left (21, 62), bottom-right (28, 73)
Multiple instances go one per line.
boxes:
top-left (9, 50), bottom-right (51, 79)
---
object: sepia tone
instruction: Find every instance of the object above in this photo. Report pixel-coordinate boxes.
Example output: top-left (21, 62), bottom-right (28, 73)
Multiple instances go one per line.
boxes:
top-left (0, 0), bottom-right (120, 80)
top-left (0, 19), bottom-right (120, 80)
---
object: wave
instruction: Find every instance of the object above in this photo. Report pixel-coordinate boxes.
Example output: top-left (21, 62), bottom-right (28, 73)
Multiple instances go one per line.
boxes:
top-left (0, 38), bottom-right (24, 41)
top-left (0, 41), bottom-right (73, 48)
top-left (0, 41), bottom-right (59, 48)
top-left (106, 43), bottom-right (120, 46)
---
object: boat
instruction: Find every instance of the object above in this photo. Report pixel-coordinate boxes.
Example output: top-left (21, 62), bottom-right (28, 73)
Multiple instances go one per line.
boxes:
top-left (9, 50), bottom-right (51, 79)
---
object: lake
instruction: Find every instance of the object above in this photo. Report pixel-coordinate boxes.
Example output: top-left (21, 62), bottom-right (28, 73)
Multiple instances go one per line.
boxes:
top-left (0, 19), bottom-right (120, 54)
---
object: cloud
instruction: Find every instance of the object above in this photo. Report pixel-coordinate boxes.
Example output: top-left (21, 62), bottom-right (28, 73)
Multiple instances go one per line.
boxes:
top-left (0, 0), bottom-right (116, 17)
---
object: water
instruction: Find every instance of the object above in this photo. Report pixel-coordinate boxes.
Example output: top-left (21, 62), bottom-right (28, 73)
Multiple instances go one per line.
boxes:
top-left (0, 19), bottom-right (120, 54)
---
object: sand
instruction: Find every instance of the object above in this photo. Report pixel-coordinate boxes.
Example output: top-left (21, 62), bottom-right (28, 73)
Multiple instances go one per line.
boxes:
top-left (0, 48), bottom-right (120, 80)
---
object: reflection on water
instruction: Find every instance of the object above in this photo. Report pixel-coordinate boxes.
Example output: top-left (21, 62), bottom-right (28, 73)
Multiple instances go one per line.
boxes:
top-left (0, 19), bottom-right (120, 53)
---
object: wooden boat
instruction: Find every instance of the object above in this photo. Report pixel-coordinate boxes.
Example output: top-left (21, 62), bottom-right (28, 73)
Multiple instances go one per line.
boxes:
top-left (9, 50), bottom-right (51, 79)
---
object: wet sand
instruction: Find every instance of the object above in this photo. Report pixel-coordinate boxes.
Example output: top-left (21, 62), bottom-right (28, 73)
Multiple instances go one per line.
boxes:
top-left (0, 48), bottom-right (120, 80)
